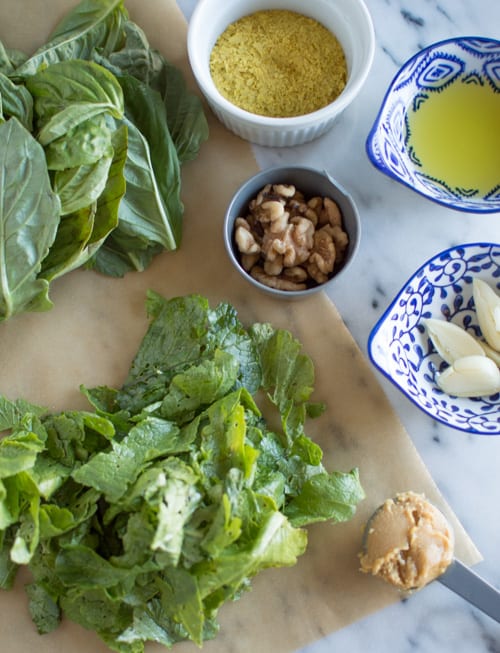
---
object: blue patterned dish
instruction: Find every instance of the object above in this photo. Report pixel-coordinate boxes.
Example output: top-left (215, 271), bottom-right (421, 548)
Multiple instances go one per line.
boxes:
top-left (366, 37), bottom-right (500, 213)
top-left (368, 243), bottom-right (500, 435)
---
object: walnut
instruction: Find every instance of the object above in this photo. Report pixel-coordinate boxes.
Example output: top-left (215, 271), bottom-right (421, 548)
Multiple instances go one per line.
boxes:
top-left (307, 196), bottom-right (323, 213)
top-left (331, 224), bottom-right (349, 262)
top-left (263, 254), bottom-right (284, 276)
top-left (241, 252), bottom-right (260, 271)
top-left (250, 266), bottom-right (307, 291)
top-left (306, 261), bottom-right (329, 285)
top-left (282, 266), bottom-right (309, 283)
top-left (310, 227), bottom-right (336, 274)
top-left (253, 183), bottom-right (273, 207)
top-left (320, 196), bottom-right (342, 227)
top-left (289, 217), bottom-right (315, 257)
top-left (234, 220), bottom-right (260, 255)
top-left (288, 201), bottom-right (319, 225)
top-left (321, 223), bottom-right (349, 263)
top-left (272, 184), bottom-right (296, 198)
top-left (286, 198), bottom-right (304, 217)
top-left (232, 181), bottom-right (350, 292)
top-left (235, 216), bottom-right (250, 230)
top-left (306, 227), bottom-right (336, 284)
top-left (261, 219), bottom-right (314, 268)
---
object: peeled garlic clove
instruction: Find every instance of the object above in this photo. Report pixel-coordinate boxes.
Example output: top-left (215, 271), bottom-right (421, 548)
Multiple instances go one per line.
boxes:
top-left (473, 278), bottom-right (500, 352)
top-left (475, 337), bottom-right (500, 367)
top-left (436, 355), bottom-right (500, 397)
top-left (424, 318), bottom-right (484, 365)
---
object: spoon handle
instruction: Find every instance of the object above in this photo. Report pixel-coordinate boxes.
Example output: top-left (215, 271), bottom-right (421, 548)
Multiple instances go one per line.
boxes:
top-left (438, 559), bottom-right (500, 623)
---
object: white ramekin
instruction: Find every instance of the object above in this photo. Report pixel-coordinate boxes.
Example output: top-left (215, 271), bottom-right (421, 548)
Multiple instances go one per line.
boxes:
top-left (187, 0), bottom-right (375, 147)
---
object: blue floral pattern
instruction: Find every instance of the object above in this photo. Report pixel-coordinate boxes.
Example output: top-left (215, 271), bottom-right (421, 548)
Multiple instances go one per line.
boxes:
top-left (368, 243), bottom-right (500, 435)
top-left (366, 37), bottom-right (500, 213)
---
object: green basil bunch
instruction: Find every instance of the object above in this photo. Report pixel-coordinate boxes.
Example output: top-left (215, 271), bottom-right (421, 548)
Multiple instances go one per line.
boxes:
top-left (0, 0), bottom-right (208, 320)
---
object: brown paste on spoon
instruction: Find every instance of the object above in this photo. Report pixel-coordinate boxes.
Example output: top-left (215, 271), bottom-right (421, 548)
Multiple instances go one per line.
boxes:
top-left (359, 491), bottom-right (454, 591)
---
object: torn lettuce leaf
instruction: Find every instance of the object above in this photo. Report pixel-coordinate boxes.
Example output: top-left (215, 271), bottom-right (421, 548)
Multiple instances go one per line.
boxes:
top-left (0, 293), bottom-right (364, 649)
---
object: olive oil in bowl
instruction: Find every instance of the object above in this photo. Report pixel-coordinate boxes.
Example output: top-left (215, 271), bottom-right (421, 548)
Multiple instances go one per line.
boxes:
top-left (407, 79), bottom-right (500, 196)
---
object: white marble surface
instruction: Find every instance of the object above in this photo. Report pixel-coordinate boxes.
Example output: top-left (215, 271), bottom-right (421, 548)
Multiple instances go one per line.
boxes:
top-left (179, 0), bottom-right (500, 651)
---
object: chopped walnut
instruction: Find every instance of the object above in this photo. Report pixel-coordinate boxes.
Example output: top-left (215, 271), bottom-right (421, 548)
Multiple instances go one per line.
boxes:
top-left (306, 260), bottom-right (329, 285)
top-left (241, 252), bottom-right (260, 271)
top-left (330, 224), bottom-right (349, 262)
top-left (273, 184), bottom-right (296, 198)
top-left (290, 217), bottom-right (315, 254)
top-left (307, 196), bottom-right (323, 214)
top-left (261, 220), bottom-right (314, 270)
top-left (306, 227), bottom-right (336, 284)
top-left (232, 181), bottom-right (349, 292)
top-left (250, 266), bottom-right (307, 291)
top-left (263, 254), bottom-right (284, 276)
top-left (321, 223), bottom-right (349, 263)
top-left (310, 227), bottom-right (336, 274)
top-left (282, 266), bottom-right (309, 283)
top-left (235, 222), bottom-right (260, 255)
top-left (320, 196), bottom-right (342, 227)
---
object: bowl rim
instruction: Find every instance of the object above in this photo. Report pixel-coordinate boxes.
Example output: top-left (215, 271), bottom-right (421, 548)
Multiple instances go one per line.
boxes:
top-left (365, 35), bottom-right (500, 214)
top-left (367, 241), bottom-right (500, 435)
top-left (187, 0), bottom-right (375, 129)
top-left (223, 164), bottom-right (361, 298)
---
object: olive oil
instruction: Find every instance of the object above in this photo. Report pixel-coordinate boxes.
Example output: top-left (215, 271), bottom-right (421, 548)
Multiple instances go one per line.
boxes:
top-left (407, 79), bottom-right (500, 195)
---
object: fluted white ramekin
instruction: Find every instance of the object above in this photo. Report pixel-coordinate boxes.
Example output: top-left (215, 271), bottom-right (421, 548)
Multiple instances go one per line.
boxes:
top-left (187, 0), bottom-right (375, 147)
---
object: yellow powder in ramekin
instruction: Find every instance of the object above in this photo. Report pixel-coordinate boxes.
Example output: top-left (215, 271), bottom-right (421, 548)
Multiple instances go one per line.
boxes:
top-left (209, 9), bottom-right (347, 118)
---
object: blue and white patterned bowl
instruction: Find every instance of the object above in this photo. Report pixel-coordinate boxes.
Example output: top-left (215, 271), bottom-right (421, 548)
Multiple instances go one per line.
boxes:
top-left (368, 243), bottom-right (500, 435)
top-left (366, 37), bottom-right (500, 213)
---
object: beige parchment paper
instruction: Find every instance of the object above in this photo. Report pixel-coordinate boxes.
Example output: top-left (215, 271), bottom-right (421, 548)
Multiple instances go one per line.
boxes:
top-left (0, 2), bottom-right (481, 652)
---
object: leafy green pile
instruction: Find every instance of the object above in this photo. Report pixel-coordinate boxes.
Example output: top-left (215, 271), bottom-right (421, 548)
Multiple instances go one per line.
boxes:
top-left (0, 0), bottom-right (208, 321)
top-left (0, 293), bottom-right (364, 651)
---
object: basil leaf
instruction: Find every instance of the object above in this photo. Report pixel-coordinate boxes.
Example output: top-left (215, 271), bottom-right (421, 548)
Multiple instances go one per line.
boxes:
top-left (0, 72), bottom-right (33, 129)
top-left (39, 205), bottom-right (96, 282)
top-left (44, 114), bottom-right (113, 170)
top-left (90, 74), bottom-right (181, 276)
top-left (44, 122), bottom-right (128, 281)
top-left (0, 119), bottom-right (60, 321)
top-left (95, 20), bottom-right (209, 163)
top-left (54, 154), bottom-right (113, 215)
top-left (87, 233), bottom-right (163, 277)
top-left (0, 41), bottom-right (27, 75)
top-left (14, 0), bottom-right (127, 79)
top-left (26, 60), bottom-right (123, 145)
top-left (90, 123), bottom-right (127, 240)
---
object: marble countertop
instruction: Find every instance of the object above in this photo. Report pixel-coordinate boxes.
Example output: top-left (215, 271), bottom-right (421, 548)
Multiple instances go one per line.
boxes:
top-left (179, 1), bottom-right (500, 651)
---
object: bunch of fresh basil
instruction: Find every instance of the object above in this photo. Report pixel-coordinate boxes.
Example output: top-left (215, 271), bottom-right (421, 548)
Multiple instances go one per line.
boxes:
top-left (0, 292), bottom-right (364, 650)
top-left (0, 0), bottom-right (208, 321)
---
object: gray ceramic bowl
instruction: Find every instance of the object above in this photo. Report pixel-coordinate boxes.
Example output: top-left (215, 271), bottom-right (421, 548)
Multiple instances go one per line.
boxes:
top-left (223, 166), bottom-right (361, 299)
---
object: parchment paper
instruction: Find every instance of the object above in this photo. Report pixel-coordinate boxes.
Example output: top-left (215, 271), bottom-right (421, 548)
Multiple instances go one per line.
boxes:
top-left (0, 2), bottom-right (481, 652)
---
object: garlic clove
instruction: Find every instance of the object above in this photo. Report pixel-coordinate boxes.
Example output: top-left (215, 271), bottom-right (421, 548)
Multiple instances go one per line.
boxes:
top-left (473, 278), bottom-right (500, 352)
top-left (424, 318), bottom-right (484, 365)
top-left (436, 355), bottom-right (500, 397)
top-left (475, 337), bottom-right (500, 367)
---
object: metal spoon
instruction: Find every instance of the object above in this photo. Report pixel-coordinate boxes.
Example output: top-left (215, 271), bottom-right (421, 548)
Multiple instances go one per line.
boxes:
top-left (360, 494), bottom-right (500, 624)
top-left (437, 558), bottom-right (500, 623)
